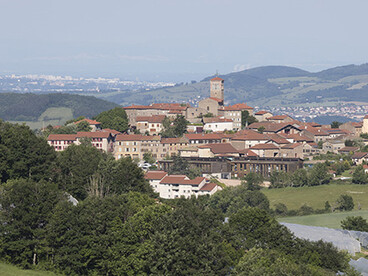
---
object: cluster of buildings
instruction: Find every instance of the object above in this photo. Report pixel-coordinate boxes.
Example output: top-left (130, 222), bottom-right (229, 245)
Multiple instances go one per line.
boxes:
top-left (47, 77), bottom-right (368, 199)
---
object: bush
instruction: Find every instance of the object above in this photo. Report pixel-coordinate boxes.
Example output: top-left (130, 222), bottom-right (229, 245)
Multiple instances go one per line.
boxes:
top-left (335, 194), bottom-right (354, 211)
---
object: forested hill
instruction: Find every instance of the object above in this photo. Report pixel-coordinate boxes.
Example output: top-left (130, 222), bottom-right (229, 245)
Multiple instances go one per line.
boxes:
top-left (111, 63), bottom-right (368, 108)
top-left (0, 93), bottom-right (118, 121)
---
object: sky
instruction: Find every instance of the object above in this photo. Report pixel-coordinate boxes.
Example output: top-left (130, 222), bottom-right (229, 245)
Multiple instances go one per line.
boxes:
top-left (1, 0), bottom-right (368, 81)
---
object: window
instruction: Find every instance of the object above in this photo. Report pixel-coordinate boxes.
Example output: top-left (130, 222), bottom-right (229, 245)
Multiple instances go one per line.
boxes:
top-left (126, 148), bottom-right (129, 152)
top-left (119, 148), bottom-right (122, 152)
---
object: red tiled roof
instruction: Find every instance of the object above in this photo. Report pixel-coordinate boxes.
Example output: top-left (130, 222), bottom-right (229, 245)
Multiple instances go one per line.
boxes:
top-left (198, 143), bottom-right (238, 154)
top-left (338, 146), bottom-right (360, 152)
top-left (251, 143), bottom-right (279, 150)
top-left (123, 105), bottom-right (151, 110)
top-left (208, 97), bottom-right (223, 103)
top-left (351, 122), bottom-right (363, 128)
top-left (248, 122), bottom-right (299, 133)
top-left (76, 132), bottom-right (111, 138)
top-left (352, 152), bottom-right (368, 159)
top-left (185, 133), bottom-right (222, 140)
top-left (203, 117), bottom-right (233, 123)
top-left (222, 103), bottom-right (253, 111)
top-left (136, 115), bottom-right (166, 123)
top-left (74, 118), bottom-right (101, 125)
top-left (255, 110), bottom-right (270, 115)
top-left (238, 149), bottom-right (258, 157)
top-left (282, 133), bottom-right (313, 142)
top-left (101, 128), bottom-right (121, 135)
top-left (265, 133), bottom-right (290, 144)
top-left (115, 134), bottom-right (143, 141)
top-left (161, 137), bottom-right (188, 144)
top-left (145, 171), bottom-right (168, 180)
top-left (200, 182), bottom-right (218, 191)
top-left (364, 115), bottom-right (368, 119)
top-left (211, 76), bottom-right (224, 81)
top-left (267, 115), bottom-right (291, 120)
top-left (160, 175), bottom-right (205, 185)
top-left (47, 134), bottom-right (77, 141)
top-left (281, 143), bottom-right (303, 149)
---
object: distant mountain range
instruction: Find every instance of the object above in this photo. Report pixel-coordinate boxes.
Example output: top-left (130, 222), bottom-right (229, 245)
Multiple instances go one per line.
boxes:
top-left (101, 63), bottom-right (368, 108)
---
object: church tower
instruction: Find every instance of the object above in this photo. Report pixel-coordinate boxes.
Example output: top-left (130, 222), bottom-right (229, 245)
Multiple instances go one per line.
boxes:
top-left (210, 76), bottom-right (224, 105)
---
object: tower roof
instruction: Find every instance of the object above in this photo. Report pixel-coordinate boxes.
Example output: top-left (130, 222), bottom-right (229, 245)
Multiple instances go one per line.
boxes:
top-left (211, 76), bottom-right (224, 81)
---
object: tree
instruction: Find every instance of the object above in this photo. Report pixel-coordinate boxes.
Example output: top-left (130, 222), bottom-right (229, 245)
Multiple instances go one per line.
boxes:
top-left (0, 179), bottom-right (63, 267)
top-left (0, 120), bottom-right (57, 183)
top-left (257, 126), bottom-right (265, 134)
top-left (243, 172), bottom-right (263, 190)
top-left (274, 203), bottom-right (288, 216)
top-left (76, 120), bottom-right (92, 132)
top-left (241, 110), bottom-right (257, 128)
top-left (95, 156), bottom-right (154, 196)
top-left (233, 248), bottom-right (327, 276)
top-left (291, 169), bottom-right (309, 187)
top-left (161, 115), bottom-right (188, 138)
top-left (336, 194), bottom-right (354, 211)
top-left (341, 216), bottom-right (368, 231)
top-left (308, 163), bottom-right (330, 186)
top-left (331, 121), bottom-right (342, 129)
top-left (56, 143), bottom-right (104, 200)
top-left (352, 165), bottom-right (368, 184)
top-left (143, 152), bottom-right (155, 164)
top-left (94, 107), bottom-right (128, 133)
top-left (270, 171), bottom-right (290, 188)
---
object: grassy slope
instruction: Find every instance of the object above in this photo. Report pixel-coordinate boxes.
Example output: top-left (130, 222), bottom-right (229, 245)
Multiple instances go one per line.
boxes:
top-left (9, 107), bottom-right (74, 129)
top-left (278, 210), bottom-right (368, 229)
top-left (262, 183), bottom-right (368, 210)
top-left (0, 263), bottom-right (58, 276)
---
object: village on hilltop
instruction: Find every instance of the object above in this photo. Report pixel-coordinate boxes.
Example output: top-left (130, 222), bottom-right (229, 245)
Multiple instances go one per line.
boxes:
top-left (47, 77), bottom-right (368, 199)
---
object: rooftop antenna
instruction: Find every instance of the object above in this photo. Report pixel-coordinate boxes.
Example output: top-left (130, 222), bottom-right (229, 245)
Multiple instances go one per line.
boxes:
top-left (216, 70), bottom-right (219, 76)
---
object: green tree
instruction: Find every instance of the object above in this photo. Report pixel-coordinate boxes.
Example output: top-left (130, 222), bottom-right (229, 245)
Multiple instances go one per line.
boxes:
top-left (331, 121), bottom-right (342, 129)
top-left (161, 115), bottom-right (188, 138)
top-left (308, 163), bottom-right (330, 186)
top-left (291, 168), bottom-right (309, 187)
top-left (0, 120), bottom-right (57, 183)
top-left (233, 248), bottom-right (327, 276)
top-left (352, 165), bottom-right (368, 184)
top-left (0, 179), bottom-right (63, 267)
top-left (336, 194), bottom-right (354, 211)
top-left (94, 107), bottom-right (128, 132)
top-left (208, 185), bottom-right (270, 216)
top-left (341, 216), bottom-right (368, 231)
top-left (270, 171), bottom-right (290, 188)
top-left (274, 203), bottom-right (288, 216)
top-left (257, 126), bottom-right (265, 134)
top-left (56, 143), bottom-right (104, 200)
top-left (241, 110), bottom-right (257, 128)
top-left (95, 155), bottom-right (154, 196)
top-left (76, 120), bottom-right (92, 132)
top-left (244, 172), bottom-right (263, 190)
top-left (143, 152), bottom-right (155, 164)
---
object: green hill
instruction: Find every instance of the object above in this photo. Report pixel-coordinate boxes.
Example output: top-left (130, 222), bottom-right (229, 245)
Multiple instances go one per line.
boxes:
top-left (0, 93), bottom-right (118, 129)
top-left (105, 63), bottom-right (368, 108)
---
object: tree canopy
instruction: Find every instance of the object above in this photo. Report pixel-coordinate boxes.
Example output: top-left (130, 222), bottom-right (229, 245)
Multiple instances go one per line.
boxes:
top-left (94, 107), bottom-right (129, 133)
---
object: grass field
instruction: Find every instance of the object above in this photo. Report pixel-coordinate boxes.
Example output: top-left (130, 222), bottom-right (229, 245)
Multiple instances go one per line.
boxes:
top-left (278, 210), bottom-right (368, 229)
top-left (262, 183), bottom-right (368, 210)
top-left (9, 107), bottom-right (74, 130)
top-left (0, 262), bottom-right (58, 276)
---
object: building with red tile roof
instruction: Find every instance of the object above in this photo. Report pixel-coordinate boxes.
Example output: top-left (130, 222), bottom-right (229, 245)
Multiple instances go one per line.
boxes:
top-left (145, 171), bottom-right (222, 198)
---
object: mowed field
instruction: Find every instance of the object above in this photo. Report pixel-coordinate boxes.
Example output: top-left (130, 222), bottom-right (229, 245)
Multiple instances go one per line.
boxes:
top-left (262, 183), bottom-right (368, 210)
top-left (278, 210), bottom-right (368, 229)
top-left (0, 262), bottom-right (58, 276)
top-left (9, 107), bottom-right (74, 130)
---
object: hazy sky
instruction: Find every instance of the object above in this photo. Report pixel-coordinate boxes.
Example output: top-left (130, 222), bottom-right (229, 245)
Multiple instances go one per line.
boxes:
top-left (1, 0), bottom-right (368, 81)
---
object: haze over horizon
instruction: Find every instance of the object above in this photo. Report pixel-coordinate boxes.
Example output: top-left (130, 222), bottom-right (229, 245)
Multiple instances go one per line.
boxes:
top-left (1, 0), bottom-right (368, 81)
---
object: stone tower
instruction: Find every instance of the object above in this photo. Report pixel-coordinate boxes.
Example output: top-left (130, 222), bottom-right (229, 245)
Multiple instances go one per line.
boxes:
top-left (363, 115), bottom-right (368, 133)
top-left (210, 76), bottom-right (224, 104)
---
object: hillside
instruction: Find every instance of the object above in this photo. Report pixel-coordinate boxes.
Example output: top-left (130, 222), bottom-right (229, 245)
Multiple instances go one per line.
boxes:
top-left (104, 63), bottom-right (368, 108)
top-left (0, 93), bottom-right (118, 128)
